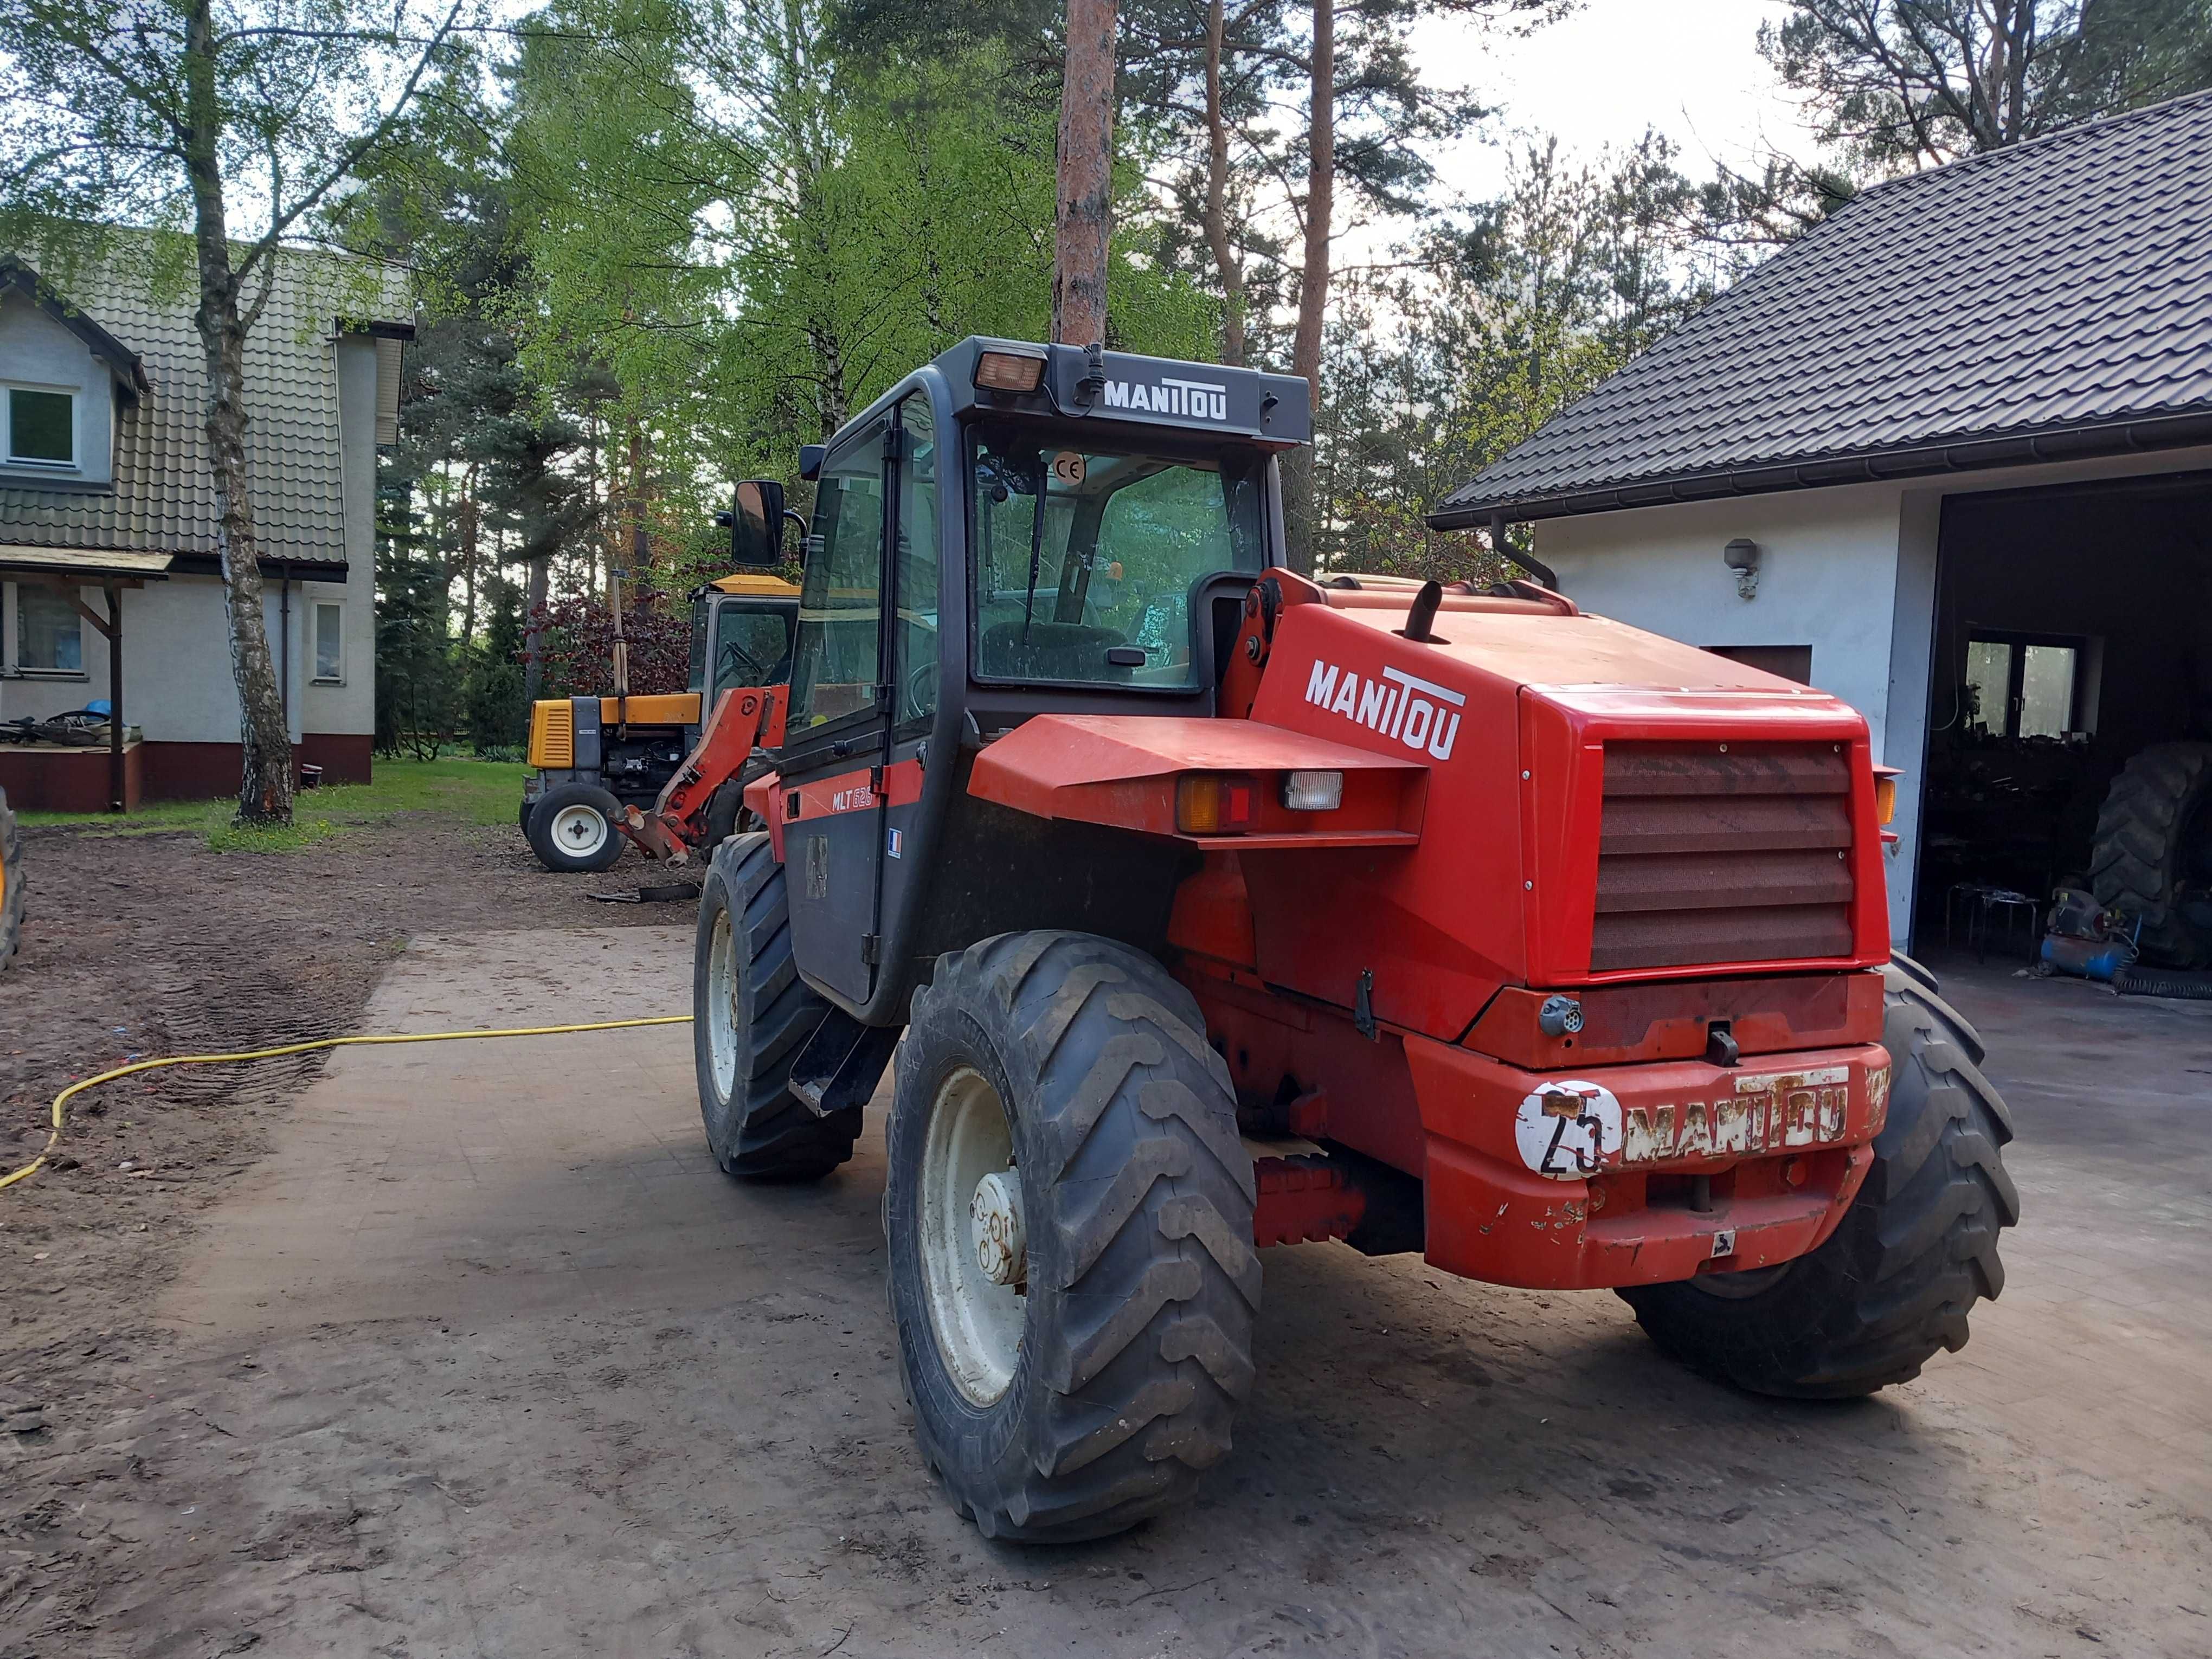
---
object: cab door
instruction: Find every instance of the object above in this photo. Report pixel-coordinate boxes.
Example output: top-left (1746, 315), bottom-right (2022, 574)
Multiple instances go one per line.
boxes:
top-left (877, 392), bottom-right (940, 961)
top-left (779, 422), bottom-right (890, 1008)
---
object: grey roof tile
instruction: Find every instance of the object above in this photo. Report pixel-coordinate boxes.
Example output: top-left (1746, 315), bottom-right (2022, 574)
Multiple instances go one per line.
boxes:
top-left (1432, 90), bottom-right (2212, 523)
top-left (0, 240), bottom-right (407, 562)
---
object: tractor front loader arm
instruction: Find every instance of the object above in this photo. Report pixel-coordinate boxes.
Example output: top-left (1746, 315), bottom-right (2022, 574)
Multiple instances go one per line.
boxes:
top-left (614, 684), bottom-right (789, 863)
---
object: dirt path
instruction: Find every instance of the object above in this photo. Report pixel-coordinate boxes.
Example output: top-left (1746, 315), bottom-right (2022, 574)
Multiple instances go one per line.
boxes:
top-left (0, 816), bottom-right (690, 1650)
top-left (9, 918), bottom-right (2206, 1657)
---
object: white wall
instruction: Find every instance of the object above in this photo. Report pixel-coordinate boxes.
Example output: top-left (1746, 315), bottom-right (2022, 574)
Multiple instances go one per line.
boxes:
top-left (1538, 483), bottom-right (1913, 735)
top-left (1, 574), bottom-right (305, 741)
top-left (0, 292), bottom-right (116, 485)
top-left (297, 335), bottom-right (378, 740)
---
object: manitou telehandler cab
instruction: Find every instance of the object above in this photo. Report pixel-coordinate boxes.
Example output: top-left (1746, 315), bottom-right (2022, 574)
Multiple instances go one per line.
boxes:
top-left (522, 571), bottom-right (798, 872)
top-left (691, 337), bottom-right (2018, 1542)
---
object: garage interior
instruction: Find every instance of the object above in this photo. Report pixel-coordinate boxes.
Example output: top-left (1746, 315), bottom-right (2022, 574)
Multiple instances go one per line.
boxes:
top-left (1913, 467), bottom-right (2212, 957)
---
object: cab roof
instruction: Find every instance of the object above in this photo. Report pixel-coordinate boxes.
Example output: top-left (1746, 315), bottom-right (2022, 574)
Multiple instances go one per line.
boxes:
top-left (710, 572), bottom-right (802, 599)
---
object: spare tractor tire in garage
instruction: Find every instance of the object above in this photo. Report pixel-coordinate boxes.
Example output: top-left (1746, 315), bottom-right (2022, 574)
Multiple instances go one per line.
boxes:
top-left (2089, 741), bottom-right (2212, 967)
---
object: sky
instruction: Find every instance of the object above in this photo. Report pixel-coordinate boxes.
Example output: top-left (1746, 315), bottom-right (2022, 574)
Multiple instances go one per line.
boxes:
top-left (1413, 0), bottom-right (1823, 208)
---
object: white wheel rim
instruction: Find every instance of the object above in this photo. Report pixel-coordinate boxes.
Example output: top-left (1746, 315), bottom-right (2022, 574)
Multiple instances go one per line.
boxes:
top-left (919, 1065), bottom-right (1025, 1406)
top-left (706, 905), bottom-right (738, 1097)
top-left (550, 802), bottom-right (610, 857)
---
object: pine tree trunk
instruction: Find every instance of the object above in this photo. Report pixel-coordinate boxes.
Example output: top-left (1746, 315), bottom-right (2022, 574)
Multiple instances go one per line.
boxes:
top-left (522, 550), bottom-right (548, 706)
top-left (1203, 0), bottom-right (1246, 366)
top-left (1053, 0), bottom-right (1118, 345)
top-left (1283, 0), bottom-right (1335, 575)
top-left (458, 465), bottom-right (480, 643)
top-left (183, 0), bottom-right (293, 824)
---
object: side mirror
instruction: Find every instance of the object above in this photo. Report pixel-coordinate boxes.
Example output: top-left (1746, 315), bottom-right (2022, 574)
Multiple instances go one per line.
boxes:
top-left (727, 478), bottom-right (787, 567)
top-left (798, 445), bottom-right (826, 481)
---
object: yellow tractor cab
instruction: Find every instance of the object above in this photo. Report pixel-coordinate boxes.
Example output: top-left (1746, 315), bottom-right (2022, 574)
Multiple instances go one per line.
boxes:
top-left (521, 574), bottom-right (799, 872)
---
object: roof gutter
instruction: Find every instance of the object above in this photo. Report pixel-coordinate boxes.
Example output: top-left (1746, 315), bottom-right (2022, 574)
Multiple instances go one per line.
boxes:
top-left (1427, 408), bottom-right (2212, 529)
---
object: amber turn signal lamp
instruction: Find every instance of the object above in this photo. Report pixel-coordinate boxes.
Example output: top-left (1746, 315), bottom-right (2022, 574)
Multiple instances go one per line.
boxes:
top-left (1874, 774), bottom-right (1897, 825)
top-left (974, 346), bottom-right (1047, 393)
top-left (1177, 774), bottom-right (1256, 834)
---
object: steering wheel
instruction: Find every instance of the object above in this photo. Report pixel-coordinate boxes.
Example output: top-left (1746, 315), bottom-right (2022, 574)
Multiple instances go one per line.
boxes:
top-left (906, 659), bottom-right (936, 715)
top-left (719, 643), bottom-right (769, 689)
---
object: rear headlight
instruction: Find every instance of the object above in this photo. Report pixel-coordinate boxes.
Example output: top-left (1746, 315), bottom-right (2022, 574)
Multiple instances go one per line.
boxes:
top-left (1280, 770), bottom-right (1343, 812)
top-left (1177, 774), bottom-right (1256, 834)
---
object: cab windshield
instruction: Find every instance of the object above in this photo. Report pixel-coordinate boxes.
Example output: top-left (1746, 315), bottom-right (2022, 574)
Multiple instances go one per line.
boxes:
top-left (970, 427), bottom-right (1266, 687)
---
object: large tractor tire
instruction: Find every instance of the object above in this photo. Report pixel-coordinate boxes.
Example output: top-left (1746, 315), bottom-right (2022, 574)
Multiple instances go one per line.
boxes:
top-left (1618, 956), bottom-right (2017, 1399)
top-left (2089, 741), bottom-right (2212, 967)
top-left (527, 781), bottom-right (625, 873)
top-left (885, 932), bottom-right (1259, 1542)
top-left (692, 833), bottom-right (858, 1180)
top-left (0, 787), bottom-right (21, 972)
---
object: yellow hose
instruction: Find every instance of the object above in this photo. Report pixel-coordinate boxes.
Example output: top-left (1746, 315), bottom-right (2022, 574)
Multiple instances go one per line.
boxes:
top-left (2, 1015), bottom-right (694, 1193)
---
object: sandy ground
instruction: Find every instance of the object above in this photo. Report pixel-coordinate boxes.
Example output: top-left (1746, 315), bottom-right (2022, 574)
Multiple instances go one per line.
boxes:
top-left (7, 917), bottom-right (2206, 1658)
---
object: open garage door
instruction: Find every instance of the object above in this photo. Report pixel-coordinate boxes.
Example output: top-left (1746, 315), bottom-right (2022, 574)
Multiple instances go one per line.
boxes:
top-left (1917, 467), bottom-right (2212, 964)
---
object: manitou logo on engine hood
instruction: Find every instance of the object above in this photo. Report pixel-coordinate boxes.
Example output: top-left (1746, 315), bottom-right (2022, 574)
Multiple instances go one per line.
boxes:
top-left (1304, 659), bottom-right (1464, 761)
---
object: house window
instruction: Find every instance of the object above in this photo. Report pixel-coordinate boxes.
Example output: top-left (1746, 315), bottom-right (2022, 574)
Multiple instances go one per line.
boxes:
top-left (16, 583), bottom-right (85, 674)
top-left (313, 601), bottom-right (343, 683)
top-left (4, 387), bottom-right (75, 466)
top-left (1964, 630), bottom-right (2084, 739)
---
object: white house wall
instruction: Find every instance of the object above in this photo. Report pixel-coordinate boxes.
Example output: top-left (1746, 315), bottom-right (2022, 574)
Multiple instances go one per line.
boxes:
top-left (298, 335), bottom-right (377, 742)
top-left (1, 574), bottom-right (305, 740)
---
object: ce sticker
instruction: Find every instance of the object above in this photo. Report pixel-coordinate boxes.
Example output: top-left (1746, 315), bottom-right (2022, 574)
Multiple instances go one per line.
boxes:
top-left (1514, 1081), bottom-right (1622, 1180)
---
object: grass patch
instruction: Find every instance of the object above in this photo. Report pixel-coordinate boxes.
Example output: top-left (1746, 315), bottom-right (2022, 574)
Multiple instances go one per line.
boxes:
top-left (20, 755), bottom-right (527, 852)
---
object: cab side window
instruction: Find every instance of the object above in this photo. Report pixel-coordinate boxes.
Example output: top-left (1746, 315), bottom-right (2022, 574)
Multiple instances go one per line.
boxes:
top-left (788, 434), bottom-right (885, 733)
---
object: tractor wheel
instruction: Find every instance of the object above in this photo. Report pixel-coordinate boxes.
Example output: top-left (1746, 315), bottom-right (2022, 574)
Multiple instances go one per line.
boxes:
top-left (2089, 741), bottom-right (2212, 967)
top-left (1618, 956), bottom-right (2018, 1399)
top-left (703, 779), bottom-right (745, 850)
top-left (692, 832), bottom-right (857, 1180)
top-left (527, 781), bottom-right (625, 873)
top-left (0, 788), bottom-right (21, 972)
top-left (885, 932), bottom-right (1259, 1542)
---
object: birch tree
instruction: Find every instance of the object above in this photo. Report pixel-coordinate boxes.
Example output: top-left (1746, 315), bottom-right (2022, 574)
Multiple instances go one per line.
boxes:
top-left (0, 0), bottom-right (468, 824)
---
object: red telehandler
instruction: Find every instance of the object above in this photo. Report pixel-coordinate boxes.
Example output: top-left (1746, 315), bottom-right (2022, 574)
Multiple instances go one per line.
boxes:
top-left (690, 337), bottom-right (2018, 1542)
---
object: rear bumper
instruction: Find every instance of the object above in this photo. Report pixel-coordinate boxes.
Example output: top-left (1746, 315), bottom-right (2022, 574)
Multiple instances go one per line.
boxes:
top-left (1406, 1037), bottom-right (1891, 1290)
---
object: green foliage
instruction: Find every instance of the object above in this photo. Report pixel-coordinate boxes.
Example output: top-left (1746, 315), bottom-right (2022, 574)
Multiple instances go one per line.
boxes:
top-left (1318, 133), bottom-right (1724, 580)
top-left (462, 578), bottom-right (531, 751)
top-left (1763, 0), bottom-right (2212, 171)
top-left (376, 474), bottom-right (458, 758)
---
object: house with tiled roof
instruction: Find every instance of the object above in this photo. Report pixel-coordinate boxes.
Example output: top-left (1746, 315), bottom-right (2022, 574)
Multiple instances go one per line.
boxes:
top-left (0, 241), bottom-right (409, 808)
top-left (1431, 89), bottom-right (2212, 951)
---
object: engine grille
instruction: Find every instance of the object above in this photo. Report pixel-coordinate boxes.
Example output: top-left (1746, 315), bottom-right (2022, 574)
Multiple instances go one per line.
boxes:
top-left (527, 700), bottom-right (575, 770)
top-left (1591, 742), bottom-right (1855, 972)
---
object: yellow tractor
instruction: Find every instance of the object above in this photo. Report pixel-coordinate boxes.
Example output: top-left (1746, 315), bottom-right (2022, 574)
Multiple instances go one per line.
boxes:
top-left (522, 571), bottom-right (800, 872)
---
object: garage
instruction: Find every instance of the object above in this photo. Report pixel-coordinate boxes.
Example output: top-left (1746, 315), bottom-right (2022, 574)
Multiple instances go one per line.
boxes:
top-left (1920, 468), bottom-right (2212, 963)
top-left (1430, 88), bottom-right (2212, 972)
